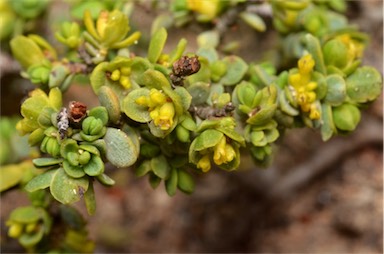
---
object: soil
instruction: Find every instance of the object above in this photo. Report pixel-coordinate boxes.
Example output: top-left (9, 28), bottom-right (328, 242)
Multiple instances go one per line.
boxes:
top-left (1, 1), bottom-right (383, 253)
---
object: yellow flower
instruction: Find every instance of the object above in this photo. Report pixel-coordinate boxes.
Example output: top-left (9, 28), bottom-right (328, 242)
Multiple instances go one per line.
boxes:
top-left (289, 54), bottom-right (320, 120)
top-left (197, 154), bottom-right (211, 172)
top-left (149, 89), bottom-right (167, 107)
top-left (213, 136), bottom-right (236, 165)
top-left (153, 102), bottom-right (175, 130)
top-left (336, 34), bottom-right (364, 61)
top-left (187, 0), bottom-right (221, 21)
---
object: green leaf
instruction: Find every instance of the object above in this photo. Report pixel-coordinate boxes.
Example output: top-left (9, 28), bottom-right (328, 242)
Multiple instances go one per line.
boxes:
top-left (221, 56), bottom-right (248, 86)
top-left (98, 86), bottom-right (121, 124)
top-left (122, 88), bottom-right (151, 123)
top-left (149, 173), bottom-right (161, 189)
top-left (83, 155), bottom-right (104, 176)
top-left (79, 144), bottom-right (100, 156)
top-left (63, 160), bottom-right (85, 178)
top-left (173, 86), bottom-right (192, 111)
top-left (89, 106), bottom-right (109, 126)
top-left (193, 129), bottom-right (223, 151)
top-left (90, 62), bottom-right (108, 94)
top-left (324, 74), bottom-right (346, 106)
top-left (50, 168), bottom-right (89, 204)
top-left (135, 160), bottom-right (152, 177)
top-left (320, 103), bottom-right (336, 141)
top-left (137, 69), bottom-right (171, 89)
top-left (10, 36), bottom-right (45, 69)
top-left (304, 34), bottom-right (326, 74)
top-left (246, 105), bottom-right (277, 125)
top-left (104, 128), bottom-right (139, 168)
top-left (84, 181), bottom-right (96, 215)
top-left (33, 158), bottom-right (62, 168)
top-left (19, 228), bottom-right (44, 248)
top-left (151, 155), bottom-right (171, 179)
top-left (187, 82), bottom-right (210, 105)
top-left (239, 12), bottom-right (266, 32)
top-left (96, 174), bottom-right (115, 186)
top-left (165, 168), bottom-right (178, 196)
top-left (148, 27), bottom-right (167, 63)
top-left (177, 170), bottom-right (194, 194)
top-left (10, 206), bottom-right (41, 223)
top-left (25, 170), bottom-right (56, 192)
top-left (346, 66), bottom-right (383, 103)
top-left (333, 103), bottom-right (361, 131)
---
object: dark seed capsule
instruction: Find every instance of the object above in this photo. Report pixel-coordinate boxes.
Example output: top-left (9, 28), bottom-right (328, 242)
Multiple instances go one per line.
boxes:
top-left (170, 55), bottom-right (201, 87)
top-left (68, 101), bottom-right (87, 123)
top-left (57, 108), bottom-right (69, 140)
top-left (172, 55), bottom-right (201, 77)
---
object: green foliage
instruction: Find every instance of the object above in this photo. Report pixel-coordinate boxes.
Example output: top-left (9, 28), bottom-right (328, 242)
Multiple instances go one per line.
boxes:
top-left (2, 1), bottom-right (383, 252)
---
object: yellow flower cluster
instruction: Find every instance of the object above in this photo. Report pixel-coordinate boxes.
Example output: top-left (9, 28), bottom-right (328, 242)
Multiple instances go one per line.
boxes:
top-left (196, 136), bottom-right (236, 173)
top-left (187, 0), bottom-right (221, 21)
top-left (289, 54), bottom-right (320, 120)
top-left (337, 34), bottom-right (364, 62)
top-left (136, 89), bottom-right (176, 130)
top-left (110, 66), bottom-right (131, 89)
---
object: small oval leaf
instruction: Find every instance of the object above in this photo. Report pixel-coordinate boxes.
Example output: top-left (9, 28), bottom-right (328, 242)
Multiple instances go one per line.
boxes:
top-left (104, 128), bottom-right (139, 168)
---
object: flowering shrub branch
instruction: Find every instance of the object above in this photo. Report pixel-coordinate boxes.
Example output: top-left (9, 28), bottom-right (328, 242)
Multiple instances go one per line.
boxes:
top-left (0, 0), bottom-right (382, 252)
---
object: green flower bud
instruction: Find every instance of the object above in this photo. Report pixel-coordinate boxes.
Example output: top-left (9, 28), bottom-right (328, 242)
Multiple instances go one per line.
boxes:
top-left (332, 103), bottom-right (361, 131)
top-left (78, 151), bottom-right (91, 165)
top-left (55, 22), bottom-right (81, 48)
top-left (40, 136), bottom-right (60, 157)
top-left (176, 125), bottom-right (190, 142)
top-left (323, 39), bottom-right (348, 69)
top-left (82, 117), bottom-right (103, 135)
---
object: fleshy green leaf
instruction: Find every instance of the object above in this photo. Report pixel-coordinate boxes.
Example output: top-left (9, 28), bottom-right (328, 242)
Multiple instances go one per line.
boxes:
top-left (193, 129), bottom-right (223, 151)
top-left (239, 12), bottom-right (266, 32)
top-left (63, 160), bottom-right (85, 178)
top-left (137, 69), bottom-right (171, 89)
top-left (221, 56), bottom-right (248, 86)
top-left (177, 170), bottom-right (194, 194)
top-left (148, 27), bottom-right (167, 63)
top-left (98, 86), bottom-right (121, 124)
top-left (122, 88), bottom-right (151, 123)
top-left (96, 173), bottom-right (115, 186)
top-left (84, 181), bottom-right (96, 215)
top-left (83, 156), bottom-right (104, 176)
top-left (346, 66), bottom-right (383, 103)
top-left (324, 74), bottom-right (346, 106)
top-left (165, 168), bottom-right (178, 196)
top-left (104, 128), bottom-right (139, 168)
top-left (25, 170), bottom-right (56, 192)
top-left (50, 168), bottom-right (89, 204)
top-left (33, 158), bottom-right (62, 168)
top-left (151, 155), bottom-right (171, 179)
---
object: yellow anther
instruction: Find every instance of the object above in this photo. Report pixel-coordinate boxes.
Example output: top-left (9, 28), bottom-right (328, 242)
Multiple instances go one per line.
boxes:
top-left (110, 69), bottom-right (120, 81)
top-left (309, 104), bottom-right (320, 120)
top-left (306, 81), bottom-right (317, 91)
top-left (135, 96), bottom-right (148, 106)
top-left (213, 136), bottom-right (234, 165)
top-left (149, 89), bottom-right (167, 106)
top-left (119, 75), bottom-right (131, 89)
